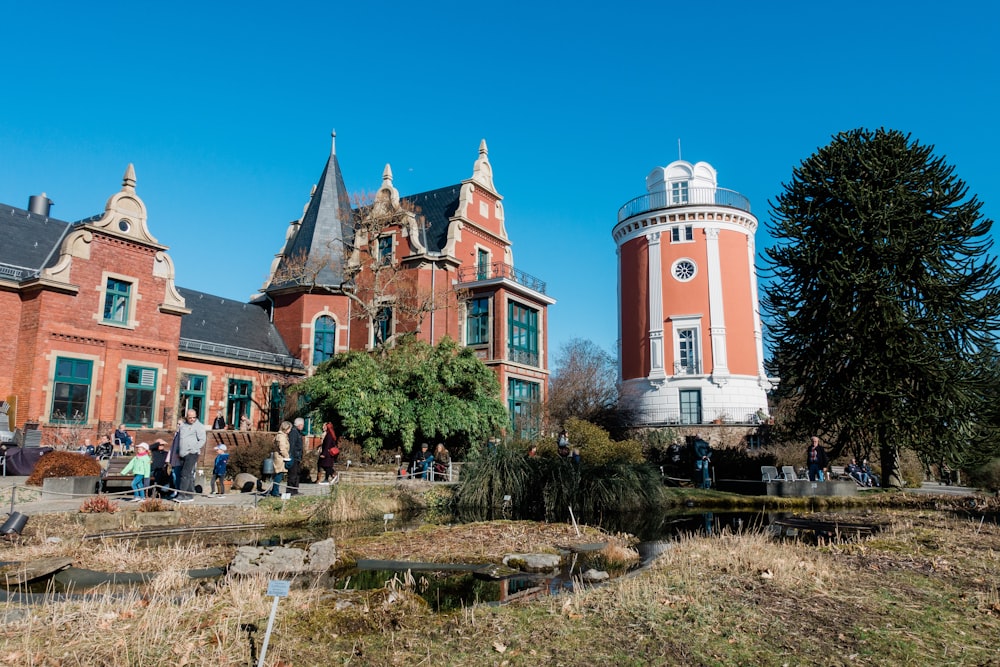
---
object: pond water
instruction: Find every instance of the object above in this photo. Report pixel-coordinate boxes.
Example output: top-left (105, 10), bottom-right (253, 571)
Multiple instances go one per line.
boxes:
top-left (26, 507), bottom-right (890, 608)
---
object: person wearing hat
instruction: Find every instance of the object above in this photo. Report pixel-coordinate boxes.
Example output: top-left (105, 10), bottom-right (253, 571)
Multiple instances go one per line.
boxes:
top-left (211, 443), bottom-right (230, 496)
top-left (120, 442), bottom-right (151, 501)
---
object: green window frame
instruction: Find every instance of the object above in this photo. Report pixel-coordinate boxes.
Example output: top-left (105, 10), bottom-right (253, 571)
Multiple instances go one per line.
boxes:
top-left (103, 277), bottom-right (131, 324)
top-left (508, 301), bottom-right (539, 366)
top-left (466, 297), bottom-right (490, 345)
top-left (375, 305), bottom-right (393, 346)
top-left (227, 379), bottom-right (253, 428)
top-left (679, 389), bottom-right (702, 425)
top-left (477, 249), bottom-right (490, 279)
top-left (508, 378), bottom-right (541, 438)
top-left (123, 365), bottom-right (158, 427)
top-left (178, 373), bottom-right (207, 423)
top-left (313, 315), bottom-right (337, 364)
top-left (51, 357), bottom-right (92, 422)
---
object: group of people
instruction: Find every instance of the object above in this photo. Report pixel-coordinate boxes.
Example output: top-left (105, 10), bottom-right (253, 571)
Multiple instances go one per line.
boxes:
top-left (212, 411), bottom-right (253, 432)
top-left (397, 443), bottom-right (451, 481)
top-left (267, 417), bottom-right (342, 496)
top-left (112, 409), bottom-right (227, 502)
top-left (806, 436), bottom-right (879, 486)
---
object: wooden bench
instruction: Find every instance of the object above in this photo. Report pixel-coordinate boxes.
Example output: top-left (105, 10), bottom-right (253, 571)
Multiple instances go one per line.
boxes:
top-left (100, 456), bottom-right (135, 490)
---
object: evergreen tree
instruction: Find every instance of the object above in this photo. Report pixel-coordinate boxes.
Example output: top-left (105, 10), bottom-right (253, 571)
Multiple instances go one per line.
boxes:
top-left (299, 337), bottom-right (508, 459)
top-left (764, 128), bottom-right (1000, 486)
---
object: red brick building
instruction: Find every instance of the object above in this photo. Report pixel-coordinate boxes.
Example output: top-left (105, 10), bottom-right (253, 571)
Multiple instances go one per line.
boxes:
top-left (0, 136), bottom-right (553, 444)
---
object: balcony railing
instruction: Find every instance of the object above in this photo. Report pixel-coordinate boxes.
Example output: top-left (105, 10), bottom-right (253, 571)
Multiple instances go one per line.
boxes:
top-left (617, 187), bottom-right (751, 223)
top-left (508, 347), bottom-right (540, 367)
top-left (628, 408), bottom-right (768, 427)
top-left (457, 261), bottom-right (547, 295)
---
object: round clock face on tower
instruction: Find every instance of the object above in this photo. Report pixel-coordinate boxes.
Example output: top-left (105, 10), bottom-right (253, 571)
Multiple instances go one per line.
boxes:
top-left (672, 259), bottom-right (696, 282)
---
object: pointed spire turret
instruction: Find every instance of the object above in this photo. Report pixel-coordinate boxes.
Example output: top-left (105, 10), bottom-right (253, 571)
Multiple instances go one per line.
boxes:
top-left (267, 133), bottom-right (354, 292)
top-left (382, 163), bottom-right (393, 188)
top-left (123, 164), bottom-right (136, 192)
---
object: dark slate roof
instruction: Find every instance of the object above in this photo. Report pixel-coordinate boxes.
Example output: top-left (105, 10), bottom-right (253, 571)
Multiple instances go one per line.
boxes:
top-left (0, 203), bottom-right (72, 281)
top-left (177, 287), bottom-right (303, 369)
top-left (403, 184), bottom-right (460, 253)
top-left (269, 150), bottom-right (353, 292)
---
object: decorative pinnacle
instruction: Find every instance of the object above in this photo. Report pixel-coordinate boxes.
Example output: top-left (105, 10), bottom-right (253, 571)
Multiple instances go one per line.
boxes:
top-left (122, 164), bottom-right (136, 191)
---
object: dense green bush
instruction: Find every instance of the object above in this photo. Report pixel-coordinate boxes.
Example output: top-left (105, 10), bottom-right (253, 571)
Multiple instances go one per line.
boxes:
top-left (965, 458), bottom-right (1000, 491)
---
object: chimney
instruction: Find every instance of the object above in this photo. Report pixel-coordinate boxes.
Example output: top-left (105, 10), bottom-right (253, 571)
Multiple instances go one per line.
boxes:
top-left (28, 193), bottom-right (53, 217)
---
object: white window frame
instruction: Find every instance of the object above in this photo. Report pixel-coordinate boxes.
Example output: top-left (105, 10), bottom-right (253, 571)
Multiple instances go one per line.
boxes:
top-left (671, 316), bottom-right (702, 375)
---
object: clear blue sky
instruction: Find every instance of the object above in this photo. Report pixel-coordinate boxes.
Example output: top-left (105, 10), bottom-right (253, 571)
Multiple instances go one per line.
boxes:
top-left (3, 1), bottom-right (997, 359)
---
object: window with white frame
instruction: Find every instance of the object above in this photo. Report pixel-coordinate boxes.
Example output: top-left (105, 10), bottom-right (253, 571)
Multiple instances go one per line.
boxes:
top-left (670, 225), bottom-right (694, 243)
top-left (672, 317), bottom-right (702, 375)
top-left (672, 258), bottom-right (697, 282)
top-left (671, 180), bottom-right (689, 204)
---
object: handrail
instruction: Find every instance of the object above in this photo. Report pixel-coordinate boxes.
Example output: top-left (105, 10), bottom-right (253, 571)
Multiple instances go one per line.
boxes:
top-left (617, 187), bottom-right (751, 222)
top-left (456, 261), bottom-right (547, 295)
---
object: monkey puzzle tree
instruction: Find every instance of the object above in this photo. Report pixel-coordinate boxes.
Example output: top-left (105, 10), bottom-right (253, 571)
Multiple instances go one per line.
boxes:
top-left (764, 128), bottom-right (1000, 486)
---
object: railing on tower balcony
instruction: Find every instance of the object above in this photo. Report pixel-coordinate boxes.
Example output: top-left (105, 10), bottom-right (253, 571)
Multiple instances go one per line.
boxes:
top-left (456, 261), bottom-right (547, 295)
top-left (629, 408), bottom-right (769, 427)
top-left (617, 187), bottom-right (751, 223)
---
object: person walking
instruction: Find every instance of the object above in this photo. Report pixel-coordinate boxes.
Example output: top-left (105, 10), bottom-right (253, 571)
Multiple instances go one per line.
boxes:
top-left (806, 436), bottom-right (829, 482)
top-left (176, 409), bottom-right (206, 502)
top-left (286, 417), bottom-right (305, 495)
top-left (317, 422), bottom-right (339, 484)
top-left (165, 422), bottom-right (182, 499)
top-left (270, 421), bottom-right (292, 497)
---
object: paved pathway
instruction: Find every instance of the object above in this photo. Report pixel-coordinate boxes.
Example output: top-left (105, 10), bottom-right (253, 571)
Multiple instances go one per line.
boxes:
top-left (0, 475), bottom-right (341, 516)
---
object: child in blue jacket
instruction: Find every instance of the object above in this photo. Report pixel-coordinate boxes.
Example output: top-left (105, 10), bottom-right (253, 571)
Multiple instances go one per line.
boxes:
top-left (212, 444), bottom-right (230, 496)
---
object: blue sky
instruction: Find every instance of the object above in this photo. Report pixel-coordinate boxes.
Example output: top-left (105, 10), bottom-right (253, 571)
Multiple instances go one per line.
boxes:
top-left (3, 1), bottom-right (997, 359)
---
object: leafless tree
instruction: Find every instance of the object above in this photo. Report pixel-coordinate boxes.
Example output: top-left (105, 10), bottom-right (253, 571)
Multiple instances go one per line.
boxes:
top-left (547, 338), bottom-right (619, 429)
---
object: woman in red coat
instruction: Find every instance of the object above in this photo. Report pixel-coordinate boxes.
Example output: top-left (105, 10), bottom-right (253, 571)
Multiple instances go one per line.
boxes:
top-left (318, 422), bottom-right (340, 484)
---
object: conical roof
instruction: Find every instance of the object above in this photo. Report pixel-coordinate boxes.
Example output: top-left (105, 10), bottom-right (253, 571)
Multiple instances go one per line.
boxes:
top-left (268, 132), bottom-right (353, 291)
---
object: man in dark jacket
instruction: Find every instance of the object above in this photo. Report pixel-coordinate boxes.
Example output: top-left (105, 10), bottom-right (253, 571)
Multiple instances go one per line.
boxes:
top-left (286, 417), bottom-right (305, 495)
top-left (806, 436), bottom-right (829, 481)
top-left (693, 435), bottom-right (712, 489)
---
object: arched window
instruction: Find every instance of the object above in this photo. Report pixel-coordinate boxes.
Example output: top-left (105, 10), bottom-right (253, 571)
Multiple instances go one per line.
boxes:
top-left (313, 315), bottom-right (336, 365)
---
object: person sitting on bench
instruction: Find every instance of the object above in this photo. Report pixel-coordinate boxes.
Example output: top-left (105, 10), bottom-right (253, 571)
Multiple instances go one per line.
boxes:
top-left (845, 457), bottom-right (869, 485)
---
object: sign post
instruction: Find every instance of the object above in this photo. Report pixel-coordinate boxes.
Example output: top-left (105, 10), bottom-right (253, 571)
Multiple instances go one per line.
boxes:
top-left (258, 579), bottom-right (290, 667)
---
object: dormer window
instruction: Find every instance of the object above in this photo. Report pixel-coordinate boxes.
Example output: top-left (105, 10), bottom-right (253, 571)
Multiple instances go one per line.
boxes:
top-left (671, 181), bottom-right (689, 204)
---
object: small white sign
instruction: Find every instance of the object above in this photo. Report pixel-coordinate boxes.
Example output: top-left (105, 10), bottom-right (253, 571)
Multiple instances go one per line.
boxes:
top-left (383, 513), bottom-right (394, 521)
top-left (281, 492), bottom-right (291, 500)
top-left (266, 580), bottom-right (291, 597)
